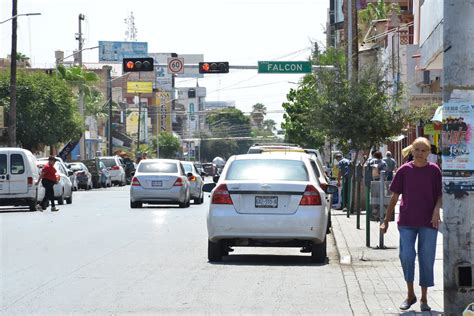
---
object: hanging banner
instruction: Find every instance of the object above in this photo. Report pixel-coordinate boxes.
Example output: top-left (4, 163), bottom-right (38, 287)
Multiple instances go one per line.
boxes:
top-left (156, 92), bottom-right (172, 133)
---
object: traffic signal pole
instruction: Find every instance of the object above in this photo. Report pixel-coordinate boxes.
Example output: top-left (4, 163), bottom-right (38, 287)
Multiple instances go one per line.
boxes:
top-left (442, 1), bottom-right (474, 313)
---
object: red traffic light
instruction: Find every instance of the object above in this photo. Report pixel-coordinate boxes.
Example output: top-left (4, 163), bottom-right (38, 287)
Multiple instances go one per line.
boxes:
top-left (199, 62), bottom-right (229, 74)
top-left (122, 57), bottom-right (154, 72)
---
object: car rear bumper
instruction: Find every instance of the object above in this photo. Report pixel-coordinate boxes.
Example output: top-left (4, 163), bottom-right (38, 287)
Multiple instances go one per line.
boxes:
top-left (207, 206), bottom-right (327, 243)
top-left (130, 186), bottom-right (186, 203)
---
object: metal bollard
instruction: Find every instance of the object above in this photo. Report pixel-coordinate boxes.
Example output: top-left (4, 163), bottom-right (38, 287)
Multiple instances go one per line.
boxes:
top-left (378, 171), bottom-right (386, 249)
top-left (366, 184), bottom-right (371, 247)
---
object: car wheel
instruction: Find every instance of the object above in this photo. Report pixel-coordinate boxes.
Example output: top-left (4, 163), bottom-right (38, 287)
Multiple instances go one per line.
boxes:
top-left (208, 240), bottom-right (223, 262)
top-left (57, 191), bottom-right (64, 205)
top-left (28, 199), bottom-right (37, 212)
top-left (130, 201), bottom-right (142, 208)
top-left (178, 201), bottom-right (187, 208)
top-left (66, 194), bottom-right (72, 204)
top-left (185, 198), bottom-right (191, 208)
top-left (311, 238), bottom-right (327, 263)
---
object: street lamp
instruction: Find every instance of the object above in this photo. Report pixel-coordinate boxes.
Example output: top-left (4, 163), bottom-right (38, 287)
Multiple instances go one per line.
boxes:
top-left (3, 4), bottom-right (41, 147)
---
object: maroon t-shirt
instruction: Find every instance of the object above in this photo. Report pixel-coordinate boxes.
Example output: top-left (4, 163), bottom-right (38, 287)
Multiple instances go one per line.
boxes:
top-left (389, 162), bottom-right (442, 228)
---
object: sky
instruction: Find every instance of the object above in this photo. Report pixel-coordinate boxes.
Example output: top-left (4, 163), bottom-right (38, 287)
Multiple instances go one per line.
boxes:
top-left (0, 0), bottom-right (329, 126)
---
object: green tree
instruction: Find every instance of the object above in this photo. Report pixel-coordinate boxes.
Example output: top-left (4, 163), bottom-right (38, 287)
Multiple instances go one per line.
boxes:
top-left (155, 132), bottom-right (181, 158)
top-left (263, 119), bottom-right (276, 132)
top-left (0, 70), bottom-right (83, 151)
top-left (15, 52), bottom-right (31, 68)
top-left (55, 65), bottom-right (105, 117)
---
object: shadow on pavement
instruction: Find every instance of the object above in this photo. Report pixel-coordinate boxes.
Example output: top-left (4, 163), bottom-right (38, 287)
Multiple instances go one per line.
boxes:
top-left (400, 310), bottom-right (443, 315)
top-left (209, 254), bottom-right (329, 267)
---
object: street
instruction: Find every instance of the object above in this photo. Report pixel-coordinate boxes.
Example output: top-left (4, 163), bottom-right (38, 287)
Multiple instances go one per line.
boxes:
top-left (1, 185), bottom-right (352, 315)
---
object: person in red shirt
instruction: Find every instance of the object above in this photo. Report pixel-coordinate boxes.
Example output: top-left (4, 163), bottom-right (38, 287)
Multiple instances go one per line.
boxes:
top-left (38, 156), bottom-right (59, 212)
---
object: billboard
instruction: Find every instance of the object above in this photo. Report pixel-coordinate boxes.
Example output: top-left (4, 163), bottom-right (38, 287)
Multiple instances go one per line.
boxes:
top-left (99, 41), bottom-right (148, 62)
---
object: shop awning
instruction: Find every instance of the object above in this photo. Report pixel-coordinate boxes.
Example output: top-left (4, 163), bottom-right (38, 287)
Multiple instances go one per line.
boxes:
top-left (431, 105), bottom-right (443, 123)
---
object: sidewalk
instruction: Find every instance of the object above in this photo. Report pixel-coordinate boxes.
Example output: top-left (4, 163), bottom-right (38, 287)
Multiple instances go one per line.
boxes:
top-left (331, 207), bottom-right (444, 315)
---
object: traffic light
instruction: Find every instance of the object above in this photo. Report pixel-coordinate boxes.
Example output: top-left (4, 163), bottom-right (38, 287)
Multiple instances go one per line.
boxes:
top-left (199, 62), bottom-right (229, 74)
top-left (122, 57), bottom-right (154, 72)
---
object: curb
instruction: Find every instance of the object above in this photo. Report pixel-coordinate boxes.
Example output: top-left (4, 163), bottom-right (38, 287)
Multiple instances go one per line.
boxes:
top-left (331, 213), bottom-right (352, 265)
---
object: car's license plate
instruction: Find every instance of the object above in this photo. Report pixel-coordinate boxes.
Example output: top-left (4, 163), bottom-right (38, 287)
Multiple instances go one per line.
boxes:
top-left (151, 180), bottom-right (162, 187)
top-left (255, 196), bottom-right (278, 208)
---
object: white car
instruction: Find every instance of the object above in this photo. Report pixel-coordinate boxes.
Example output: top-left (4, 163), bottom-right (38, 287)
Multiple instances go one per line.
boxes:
top-left (36, 161), bottom-right (73, 205)
top-left (99, 156), bottom-right (126, 186)
top-left (203, 154), bottom-right (337, 263)
top-left (130, 159), bottom-right (191, 208)
top-left (181, 161), bottom-right (204, 204)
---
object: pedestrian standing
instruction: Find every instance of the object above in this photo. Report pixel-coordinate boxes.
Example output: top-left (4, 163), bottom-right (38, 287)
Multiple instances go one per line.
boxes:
top-left (381, 137), bottom-right (442, 312)
top-left (335, 153), bottom-right (351, 210)
top-left (383, 151), bottom-right (397, 181)
top-left (38, 156), bottom-right (59, 212)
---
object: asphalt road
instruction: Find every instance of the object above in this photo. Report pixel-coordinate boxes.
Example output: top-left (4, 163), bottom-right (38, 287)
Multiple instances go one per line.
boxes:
top-left (1, 184), bottom-right (352, 315)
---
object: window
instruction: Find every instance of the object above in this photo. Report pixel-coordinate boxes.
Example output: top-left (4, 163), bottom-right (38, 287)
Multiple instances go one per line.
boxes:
top-left (0, 154), bottom-right (6, 175)
top-left (138, 161), bottom-right (178, 173)
top-left (183, 163), bottom-right (193, 174)
top-left (226, 159), bottom-right (309, 181)
top-left (10, 154), bottom-right (25, 174)
top-left (100, 159), bottom-right (116, 168)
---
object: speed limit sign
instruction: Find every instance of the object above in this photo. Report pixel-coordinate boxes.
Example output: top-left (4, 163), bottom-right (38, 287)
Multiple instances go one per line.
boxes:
top-left (167, 57), bottom-right (184, 74)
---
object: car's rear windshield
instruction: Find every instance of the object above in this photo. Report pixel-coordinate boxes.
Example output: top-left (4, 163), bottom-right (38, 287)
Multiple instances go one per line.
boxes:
top-left (182, 164), bottom-right (193, 173)
top-left (138, 161), bottom-right (178, 173)
top-left (70, 164), bottom-right (84, 171)
top-left (226, 159), bottom-right (309, 181)
top-left (100, 158), bottom-right (116, 168)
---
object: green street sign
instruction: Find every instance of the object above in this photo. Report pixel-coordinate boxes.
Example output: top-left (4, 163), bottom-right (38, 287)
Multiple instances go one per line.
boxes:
top-left (258, 61), bottom-right (312, 74)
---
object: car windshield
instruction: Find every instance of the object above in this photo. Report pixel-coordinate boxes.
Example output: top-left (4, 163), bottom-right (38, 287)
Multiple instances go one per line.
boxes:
top-left (100, 158), bottom-right (116, 168)
top-left (138, 161), bottom-right (178, 173)
top-left (226, 159), bottom-right (309, 181)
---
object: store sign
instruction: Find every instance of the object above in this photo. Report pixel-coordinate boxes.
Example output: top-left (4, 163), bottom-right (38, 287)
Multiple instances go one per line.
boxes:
top-left (156, 92), bottom-right (172, 133)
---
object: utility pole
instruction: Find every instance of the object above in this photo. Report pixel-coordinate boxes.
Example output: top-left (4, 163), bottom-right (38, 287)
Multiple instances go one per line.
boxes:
top-left (106, 66), bottom-right (113, 156)
top-left (76, 13), bottom-right (86, 159)
top-left (8, 0), bottom-right (18, 147)
top-left (443, 1), bottom-right (474, 314)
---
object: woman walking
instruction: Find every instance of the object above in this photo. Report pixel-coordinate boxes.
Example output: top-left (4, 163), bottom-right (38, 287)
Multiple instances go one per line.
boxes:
top-left (381, 137), bottom-right (442, 312)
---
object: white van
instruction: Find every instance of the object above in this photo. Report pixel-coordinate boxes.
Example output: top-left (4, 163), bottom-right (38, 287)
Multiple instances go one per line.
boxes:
top-left (0, 148), bottom-right (44, 211)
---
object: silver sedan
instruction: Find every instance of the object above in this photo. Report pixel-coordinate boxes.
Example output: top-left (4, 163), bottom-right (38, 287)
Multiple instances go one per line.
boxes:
top-left (130, 159), bottom-right (191, 208)
top-left (181, 161), bottom-right (204, 204)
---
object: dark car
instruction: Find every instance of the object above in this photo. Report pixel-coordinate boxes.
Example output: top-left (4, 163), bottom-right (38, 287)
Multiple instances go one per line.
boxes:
top-left (122, 157), bottom-right (136, 184)
top-left (82, 158), bottom-right (112, 188)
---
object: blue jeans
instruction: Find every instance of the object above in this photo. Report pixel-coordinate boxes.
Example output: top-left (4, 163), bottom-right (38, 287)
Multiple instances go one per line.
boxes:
top-left (398, 226), bottom-right (438, 287)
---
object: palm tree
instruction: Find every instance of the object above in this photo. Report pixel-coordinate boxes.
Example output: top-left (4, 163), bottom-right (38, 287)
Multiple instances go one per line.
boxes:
top-left (14, 52), bottom-right (31, 67)
top-left (251, 103), bottom-right (267, 128)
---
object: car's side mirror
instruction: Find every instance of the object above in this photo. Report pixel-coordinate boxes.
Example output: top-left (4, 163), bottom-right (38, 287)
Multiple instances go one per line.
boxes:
top-left (203, 182), bottom-right (216, 192)
top-left (201, 172), bottom-right (207, 177)
top-left (212, 175), bottom-right (220, 183)
top-left (325, 184), bottom-right (338, 195)
top-left (68, 170), bottom-right (73, 176)
top-left (187, 172), bottom-right (193, 178)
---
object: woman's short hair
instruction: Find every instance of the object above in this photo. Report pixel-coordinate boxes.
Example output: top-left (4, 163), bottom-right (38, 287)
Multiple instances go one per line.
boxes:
top-left (373, 151), bottom-right (383, 159)
top-left (411, 137), bottom-right (431, 150)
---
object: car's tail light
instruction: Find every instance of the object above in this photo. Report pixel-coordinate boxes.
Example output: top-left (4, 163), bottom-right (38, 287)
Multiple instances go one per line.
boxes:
top-left (174, 177), bottom-right (184, 186)
top-left (211, 184), bottom-right (233, 205)
top-left (27, 177), bottom-right (33, 186)
top-left (188, 175), bottom-right (196, 182)
top-left (131, 177), bottom-right (141, 186)
top-left (299, 185), bottom-right (322, 205)
top-left (111, 165), bottom-right (120, 170)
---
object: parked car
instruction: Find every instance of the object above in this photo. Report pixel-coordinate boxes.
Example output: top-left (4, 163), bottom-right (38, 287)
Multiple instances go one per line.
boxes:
top-left (39, 156), bottom-right (77, 191)
top-left (130, 159), bottom-right (191, 208)
top-left (203, 153), bottom-right (337, 263)
top-left (181, 161), bottom-right (204, 204)
top-left (36, 160), bottom-right (73, 205)
top-left (99, 156), bottom-right (126, 186)
top-left (68, 162), bottom-right (93, 190)
top-left (82, 158), bottom-right (112, 188)
top-left (0, 148), bottom-right (44, 211)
